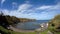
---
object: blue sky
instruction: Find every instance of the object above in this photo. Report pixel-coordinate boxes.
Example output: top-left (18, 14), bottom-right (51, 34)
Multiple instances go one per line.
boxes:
top-left (0, 0), bottom-right (60, 20)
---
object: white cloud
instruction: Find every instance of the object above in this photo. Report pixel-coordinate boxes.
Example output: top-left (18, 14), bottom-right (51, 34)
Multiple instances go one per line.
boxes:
top-left (44, 3), bottom-right (60, 12)
top-left (17, 3), bottom-right (32, 13)
top-left (37, 11), bottom-right (58, 20)
top-left (37, 6), bottom-right (52, 10)
top-left (1, 0), bottom-right (6, 4)
top-left (1, 9), bottom-right (10, 15)
top-left (1, 2), bottom-right (60, 20)
top-left (36, 3), bottom-right (60, 20)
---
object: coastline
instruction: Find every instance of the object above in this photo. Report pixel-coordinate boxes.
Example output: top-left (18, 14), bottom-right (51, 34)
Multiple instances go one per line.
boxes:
top-left (9, 25), bottom-right (35, 32)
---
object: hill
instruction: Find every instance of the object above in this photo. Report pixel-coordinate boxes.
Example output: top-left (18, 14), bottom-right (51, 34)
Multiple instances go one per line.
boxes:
top-left (48, 14), bottom-right (60, 34)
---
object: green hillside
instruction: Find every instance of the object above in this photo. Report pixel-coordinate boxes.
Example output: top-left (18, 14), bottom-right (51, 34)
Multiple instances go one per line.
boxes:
top-left (48, 15), bottom-right (60, 34)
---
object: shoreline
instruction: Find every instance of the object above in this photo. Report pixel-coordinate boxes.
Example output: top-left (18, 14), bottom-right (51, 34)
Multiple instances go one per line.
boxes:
top-left (9, 26), bottom-right (35, 32)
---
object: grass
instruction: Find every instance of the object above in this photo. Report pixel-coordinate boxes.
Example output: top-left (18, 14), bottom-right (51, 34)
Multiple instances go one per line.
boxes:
top-left (11, 31), bottom-right (36, 34)
top-left (0, 26), bottom-right (10, 34)
top-left (0, 26), bottom-right (36, 34)
top-left (0, 26), bottom-right (60, 34)
top-left (41, 29), bottom-right (48, 34)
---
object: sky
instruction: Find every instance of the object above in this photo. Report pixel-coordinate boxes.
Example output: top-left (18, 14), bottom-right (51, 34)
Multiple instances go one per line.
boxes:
top-left (0, 0), bottom-right (60, 20)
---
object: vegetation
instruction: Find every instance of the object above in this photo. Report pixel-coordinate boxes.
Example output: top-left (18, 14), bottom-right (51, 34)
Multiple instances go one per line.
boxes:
top-left (0, 26), bottom-right (37, 34)
top-left (48, 15), bottom-right (60, 34)
top-left (19, 18), bottom-right (36, 22)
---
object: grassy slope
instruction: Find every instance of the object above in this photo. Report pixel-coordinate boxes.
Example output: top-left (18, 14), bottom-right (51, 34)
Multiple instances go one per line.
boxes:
top-left (0, 26), bottom-right (36, 34)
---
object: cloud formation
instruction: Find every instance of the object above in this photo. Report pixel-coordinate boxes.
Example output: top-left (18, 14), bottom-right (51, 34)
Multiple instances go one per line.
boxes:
top-left (17, 3), bottom-right (32, 12)
top-left (36, 6), bottom-right (52, 10)
top-left (1, 2), bottom-right (60, 20)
